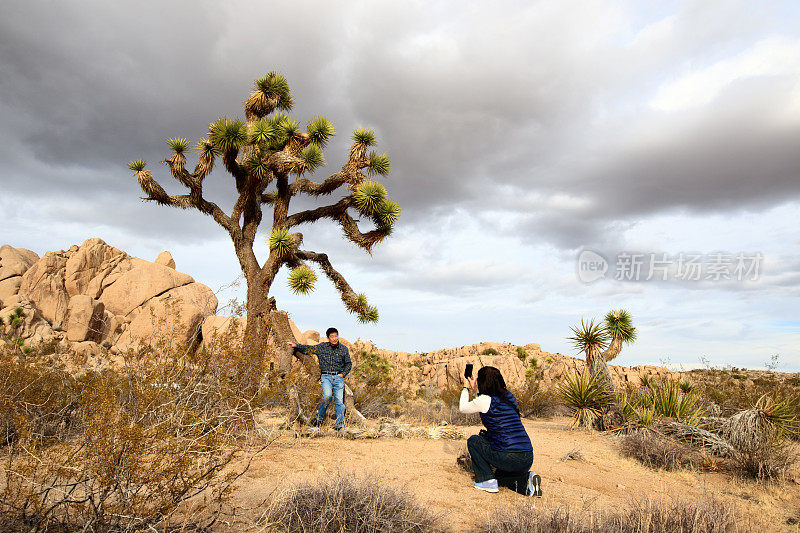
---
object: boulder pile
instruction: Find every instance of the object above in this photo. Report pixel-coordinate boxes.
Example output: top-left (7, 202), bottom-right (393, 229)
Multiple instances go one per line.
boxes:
top-left (1, 238), bottom-right (218, 362)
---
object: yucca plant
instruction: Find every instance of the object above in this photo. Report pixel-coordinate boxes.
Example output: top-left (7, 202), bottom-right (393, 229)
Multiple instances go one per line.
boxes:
top-left (640, 378), bottom-right (704, 423)
top-left (558, 369), bottom-right (613, 427)
top-left (128, 72), bottom-right (400, 374)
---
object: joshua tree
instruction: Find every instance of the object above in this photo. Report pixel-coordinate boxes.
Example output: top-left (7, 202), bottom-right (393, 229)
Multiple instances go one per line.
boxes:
top-left (567, 309), bottom-right (637, 391)
top-left (128, 72), bottom-right (399, 422)
top-left (129, 72), bottom-right (396, 348)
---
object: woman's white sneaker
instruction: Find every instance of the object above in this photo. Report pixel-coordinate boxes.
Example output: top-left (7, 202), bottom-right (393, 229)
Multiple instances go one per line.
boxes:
top-left (473, 479), bottom-right (499, 493)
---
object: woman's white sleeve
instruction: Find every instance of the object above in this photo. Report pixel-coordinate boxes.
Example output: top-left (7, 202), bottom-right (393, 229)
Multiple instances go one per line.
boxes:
top-left (459, 389), bottom-right (491, 414)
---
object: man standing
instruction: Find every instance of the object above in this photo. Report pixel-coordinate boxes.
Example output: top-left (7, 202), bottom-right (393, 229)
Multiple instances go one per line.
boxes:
top-left (287, 327), bottom-right (352, 429)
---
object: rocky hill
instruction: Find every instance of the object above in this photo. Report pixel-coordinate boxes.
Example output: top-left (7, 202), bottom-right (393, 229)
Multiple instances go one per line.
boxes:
top-left (2, 238), bottom-right (675, 387)
top-left (1, 238), bottom-right (217, 364)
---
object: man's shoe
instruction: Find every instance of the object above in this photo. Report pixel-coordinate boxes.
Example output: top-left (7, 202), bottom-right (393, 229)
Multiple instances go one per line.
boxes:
top-left (334, 425), bottom-right (344, 431)
top-left (309, 418), bottom-right (323, 427)
top-left (473, 479), bottom-right (499, 493)
top-left (526, 472), bottom-right (542, 497)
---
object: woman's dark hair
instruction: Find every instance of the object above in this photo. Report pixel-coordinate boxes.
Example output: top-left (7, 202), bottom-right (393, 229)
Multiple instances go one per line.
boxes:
top-left (326, 327), bottom-right (338, 337)
top-left (477, 366), bottom-right (507, 397)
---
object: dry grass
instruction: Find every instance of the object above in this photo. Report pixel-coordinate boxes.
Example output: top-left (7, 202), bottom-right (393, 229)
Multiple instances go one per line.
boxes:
top-left (474, 495), bottom-right (748, 532)
top-left (621, 429), bottom-right (716, 471)
top-left (263, 470), bottom-right (447, 532)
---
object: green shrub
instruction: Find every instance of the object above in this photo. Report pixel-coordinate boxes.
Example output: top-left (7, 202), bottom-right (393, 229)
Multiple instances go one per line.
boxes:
top-left (557, 370), bottom-right (613, 427)
top-left (480, 347), bottom-right (499, 355)
top-left (516, 347), bottom-right (528, 360)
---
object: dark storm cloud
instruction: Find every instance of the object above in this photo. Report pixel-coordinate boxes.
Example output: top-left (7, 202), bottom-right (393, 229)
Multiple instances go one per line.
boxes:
top-left (1, 0), bottom-right (798, 254)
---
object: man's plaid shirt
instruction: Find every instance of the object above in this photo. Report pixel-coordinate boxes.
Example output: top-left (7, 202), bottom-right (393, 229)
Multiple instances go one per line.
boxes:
top-left (294, 341), bottom-right (352, 378)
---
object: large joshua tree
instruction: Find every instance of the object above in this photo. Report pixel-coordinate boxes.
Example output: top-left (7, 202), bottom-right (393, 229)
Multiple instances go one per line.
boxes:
top-left (567, 309), bottom-right (637, 391)
top-left (128, 71), bottom-right (398, 369)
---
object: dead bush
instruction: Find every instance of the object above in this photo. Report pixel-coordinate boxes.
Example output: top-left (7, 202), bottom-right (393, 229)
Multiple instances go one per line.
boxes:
top-left (722, 397), bottom-right (799, 481)
top-left (265, 470), bottom-right (446, 532)
top-left (511, 379), bottom-right (560, 418)
top-left (474, 495), bottom-right (747, 532)
top-left (0, 335), bottom-right (263, 532)
top-left (621, 429), bottom-right (714, 471)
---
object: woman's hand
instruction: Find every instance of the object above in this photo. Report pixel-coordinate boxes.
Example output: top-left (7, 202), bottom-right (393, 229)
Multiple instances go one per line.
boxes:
top-left (462, 375), bottom-right (477, 391)
top-left (287, 341), bottom-right (296, 348)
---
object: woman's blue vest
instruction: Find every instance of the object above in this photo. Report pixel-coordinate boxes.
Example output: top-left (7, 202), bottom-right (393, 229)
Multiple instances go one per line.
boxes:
top-left (479, 390), bottom-right (533, 453)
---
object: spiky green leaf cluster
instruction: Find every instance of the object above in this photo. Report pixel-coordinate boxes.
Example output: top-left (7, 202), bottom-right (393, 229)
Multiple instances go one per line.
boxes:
top-left (355, 293), bottom-right (369, 311)
top-left (367, 151), bottom-right (390, 176)
top-left (128, 159), bottom-right (146, 172)
top-left (255, 71), bottom-right (293, 110)
top-left (263, 112), bottom-right (293, 150)
top-left (196, 138), bottom-right (219, 157)
top-left (166, 137), bottom-right (189, 154)
top-left (288, 265), bottom-right (317, 295)
top-left (354, 181), bottom-right (387, 215)
top-left (374, 199), bottom-right (401, 227)
top-left (567, 318), bottom-right (609, 354)
top-left (250, 119), bottom-right (277, 145)
top-left (298, 145), bottom-right (325, 174)
top-left (357, 305), bottom-right (379, 323)
top-left (279, 118), bottom-right (300, 140)
top-left (307, 116), bottom-right (335, 147)
top-left (209, 117), bottom-right (248, 152)
top-left (755, 394), bottom-right (799, 438)
top-left (604, 309), bottom-right (637, 343)
top-left (268, 228), bottom-right (293, 257)
top-left (352, 127), bottom-right (376, 146)
top-left (557, 369), bottom-right (613, 427)
top-left (246, 151), bottom-right (270, 180)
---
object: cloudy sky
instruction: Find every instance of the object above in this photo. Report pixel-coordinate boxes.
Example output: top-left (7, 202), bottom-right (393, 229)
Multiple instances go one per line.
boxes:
top-left (2, 0), bottom-right (798, 370)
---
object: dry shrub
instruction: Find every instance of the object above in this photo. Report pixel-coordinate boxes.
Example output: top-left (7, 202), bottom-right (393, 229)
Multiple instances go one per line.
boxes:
top-left (350, 350), bottom-right (405, 418)
top-left (475, 495), bottom-right (747, 533)
top-left (511, 379), bottom-right (559, 418)
top-left (0, 331), bottom-right (264, 532)
top-left (265, 470), bottom-right (446, 532)
top-left (722, 398), bottom-right (799, 481)
top-left (621, 429), bottom-right (714, 471)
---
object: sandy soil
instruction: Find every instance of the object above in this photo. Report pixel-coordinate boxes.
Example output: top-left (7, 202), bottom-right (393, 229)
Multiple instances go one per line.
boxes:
top-left (230, 416), bottom-right (800, 532)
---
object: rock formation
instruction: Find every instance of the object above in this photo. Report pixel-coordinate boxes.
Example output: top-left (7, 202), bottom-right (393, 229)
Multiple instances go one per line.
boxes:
top-left (0, 238), bottom-right (218, 359)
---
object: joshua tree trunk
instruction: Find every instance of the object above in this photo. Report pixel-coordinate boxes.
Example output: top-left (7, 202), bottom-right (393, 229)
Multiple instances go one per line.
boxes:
top-left (586, 345), bottom-right (614, 392)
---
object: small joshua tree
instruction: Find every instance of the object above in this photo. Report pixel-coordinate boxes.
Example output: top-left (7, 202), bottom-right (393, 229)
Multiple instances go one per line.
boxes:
top-left (128, 72), bottom-right (398, 364)
top-left (567, 309), bottom-right (637, 392)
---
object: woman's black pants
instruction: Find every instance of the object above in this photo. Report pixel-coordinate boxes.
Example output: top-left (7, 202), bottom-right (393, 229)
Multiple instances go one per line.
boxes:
top-left (467, 433), bottom-right (533, 494)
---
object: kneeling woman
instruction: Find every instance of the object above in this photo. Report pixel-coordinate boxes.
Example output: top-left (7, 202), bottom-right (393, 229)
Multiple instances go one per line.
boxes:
top-left (460, 366), bottom-right (542, 496)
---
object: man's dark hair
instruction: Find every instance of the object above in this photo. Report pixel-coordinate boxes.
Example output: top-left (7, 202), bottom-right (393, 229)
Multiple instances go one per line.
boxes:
top-left (477, 366), bottom-right (507, 397)
top-left (326, 327), bottom-right (338, 338)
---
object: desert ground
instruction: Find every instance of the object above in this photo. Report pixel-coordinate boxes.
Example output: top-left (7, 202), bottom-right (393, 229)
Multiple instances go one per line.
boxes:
top-left (230, 417), bottom-right (800, 532)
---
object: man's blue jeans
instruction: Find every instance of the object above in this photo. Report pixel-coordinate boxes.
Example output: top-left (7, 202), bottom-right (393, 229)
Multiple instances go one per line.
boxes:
top-left (316, 374), bottom-right (345, 427)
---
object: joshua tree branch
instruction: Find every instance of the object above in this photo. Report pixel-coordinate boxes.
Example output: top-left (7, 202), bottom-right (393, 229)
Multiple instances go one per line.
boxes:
top-left (289, 142), bottom-right (370, 197)
top-left (285, 197), bottom-right (353, 228)
top-left (136, 170), bottom-right (237, 236)
top-left (294, 249), bottom-right (361, 313)
top-left (337, 210), bottom-right (391, 253)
